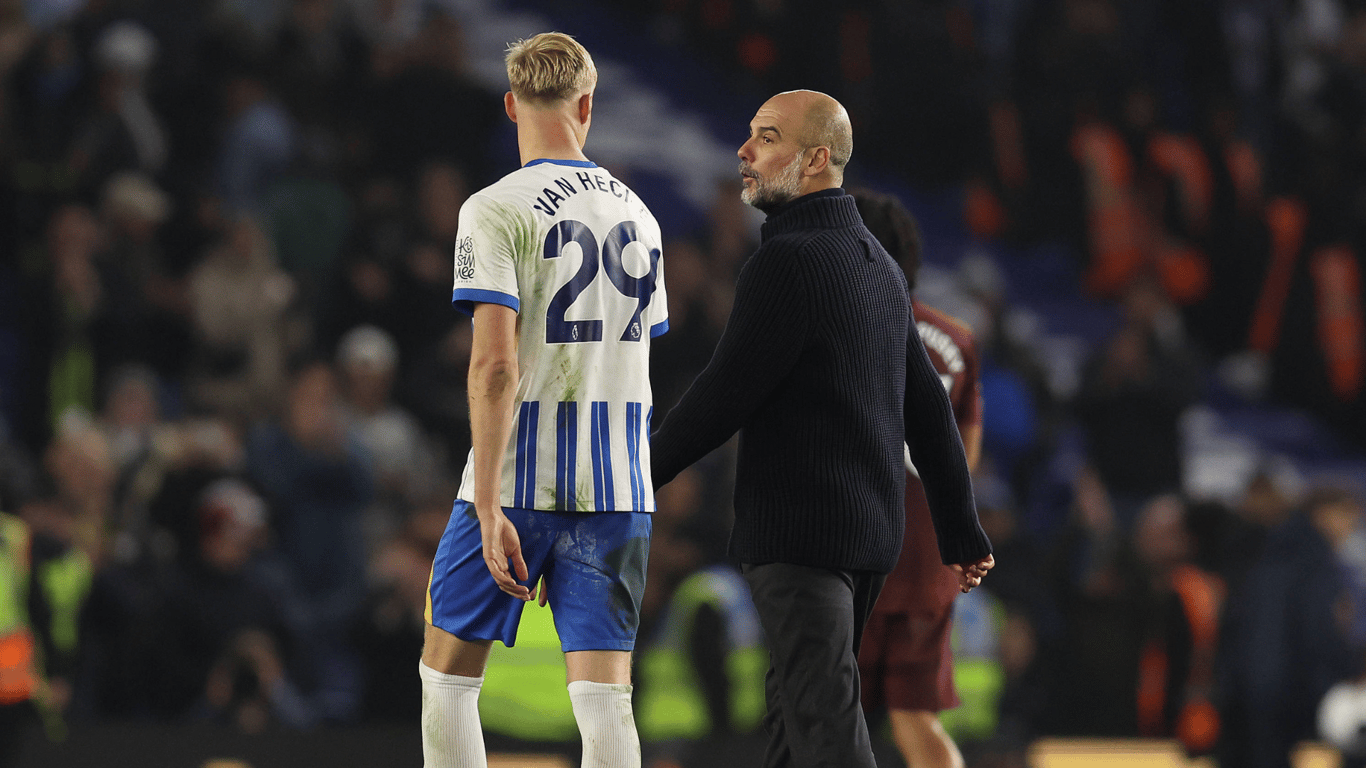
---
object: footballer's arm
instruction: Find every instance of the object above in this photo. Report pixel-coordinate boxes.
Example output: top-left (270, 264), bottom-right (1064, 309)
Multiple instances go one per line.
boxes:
top-left (467, 302), bottom-right (531, 600)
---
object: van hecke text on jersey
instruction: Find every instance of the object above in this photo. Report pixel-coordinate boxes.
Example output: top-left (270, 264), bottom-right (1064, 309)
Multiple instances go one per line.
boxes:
top-left (532, 172), bottom-right (634, 216)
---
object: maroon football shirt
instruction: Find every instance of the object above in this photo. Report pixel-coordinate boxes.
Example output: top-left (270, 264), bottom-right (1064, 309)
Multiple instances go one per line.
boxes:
top-left (875, 301), bottom-right (983, 613)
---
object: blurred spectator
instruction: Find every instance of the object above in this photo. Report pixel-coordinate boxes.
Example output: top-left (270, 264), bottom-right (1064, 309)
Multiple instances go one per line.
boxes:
top-left (1219, 484), bottom-right (1365, 768)
top-left (335, 323), bottom-right (436, 549)
top-left (7, 26), bottom-right (89, 175)
top-left (95, 363), bottom-right (165, 562)
top-left (413, 158), bottom-right (463, 248)
top-left (17, 205), bottom-right (105, 452)
top-left (65, 21), bottom-right (166, 195)
top-left (1180, 98), bottom-right (1271, 360)
top-left (0, 501), bottom-right (92, 766)
top-left (214, 62), bottom-right (298, 215)
top-left (1184, 468), bottom-right (1295, 596)
top-left (1074, 279), bottom-right (1201, 528)
top-left (957, 251), bottom-right (1054, 513)
top-left (73, 416), bottom-right (251, 720)
top-left (178, 480), bottom-right (315, 732)
top-left (1038, 467), bottom-right (1151, 737)
top-left (352, 12), bottom-right (500, 184)
top-left (396, 319), bottom-right (471, 478)
top-left (259, 137), bottom-right (352, 310)
top-left (246, 360), bottom-right (371, 629)
top-left (42, 413), bottom-right (115, 567)
top-left (245, 360), bottom-right (371, 722)
top-left (269, 0), bottom-right (368, 131)
top-left (143, 416), bottom-right (249, 564)
top-left (318, 176), bottom-right (410, 352)
top-left (349, 491), bottom-right (446, 723)
top-left (1131, 494), bottom-right (1223, 756)
top-left (185, 215), bottom-right (297, 424)
top-left (96, 172), bottom-right (192, 380)
top-left (385, 159), bottom-right (464, 362)
top-left (77, 477), bottom-right (313, 726)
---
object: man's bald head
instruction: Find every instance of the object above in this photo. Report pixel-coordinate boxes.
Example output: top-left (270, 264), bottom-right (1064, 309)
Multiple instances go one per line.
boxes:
top-left (766, 90), bottom-right (852, 176)
top-left (793, 90), bottom-right (852, 172)
top-left (738, 89), bottom-right (853, 210)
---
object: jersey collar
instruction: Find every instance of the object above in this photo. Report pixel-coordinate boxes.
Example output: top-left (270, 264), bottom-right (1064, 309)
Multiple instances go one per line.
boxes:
top-left (525, 158), bottom-right (598, 168)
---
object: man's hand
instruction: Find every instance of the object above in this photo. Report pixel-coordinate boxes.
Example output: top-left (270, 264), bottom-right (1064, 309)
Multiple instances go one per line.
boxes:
top-left (479, 507), bottom-right (532, 600)
top-left (950, 553), bottom-right (995, 593)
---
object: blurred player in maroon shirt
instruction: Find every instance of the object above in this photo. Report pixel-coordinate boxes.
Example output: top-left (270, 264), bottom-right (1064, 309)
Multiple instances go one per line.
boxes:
top-left (852, 189), bottom-right (984, 768)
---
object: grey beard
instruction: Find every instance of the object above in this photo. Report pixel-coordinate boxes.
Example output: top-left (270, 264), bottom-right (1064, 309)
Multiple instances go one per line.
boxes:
top-left (741, 152), bottom-right (805, 212)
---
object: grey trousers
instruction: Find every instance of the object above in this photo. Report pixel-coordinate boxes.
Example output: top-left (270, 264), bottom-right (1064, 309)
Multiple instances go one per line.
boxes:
top-left (742, 562), bottom-right (886, 768)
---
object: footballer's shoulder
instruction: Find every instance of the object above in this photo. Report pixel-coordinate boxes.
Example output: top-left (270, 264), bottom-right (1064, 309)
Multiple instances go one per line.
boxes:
top-left (913, 301), bottom-right (974, 338)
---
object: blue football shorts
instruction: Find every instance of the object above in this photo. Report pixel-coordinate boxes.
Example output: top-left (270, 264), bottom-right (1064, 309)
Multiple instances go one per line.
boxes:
top-left (426, 500), bottom-right (652, 651)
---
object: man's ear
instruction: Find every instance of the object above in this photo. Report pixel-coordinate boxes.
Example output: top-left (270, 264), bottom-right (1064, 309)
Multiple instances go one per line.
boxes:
top-left (805, 146), bottom-right (831, 177)
top-left (578, 91), bottom-right (593, 126)
top-left (504, 91), bottom-right (517, 123)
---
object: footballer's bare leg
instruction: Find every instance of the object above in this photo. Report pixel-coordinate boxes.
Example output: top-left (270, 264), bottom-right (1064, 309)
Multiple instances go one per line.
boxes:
top-left (566, 650), bottom-right (640, 768)
top-left (420, 623), bottom-right (494, 767)
top-left (889, 709), bottom-right (965, 768)
top-left (422, 622), bottom-right (494, 676)
top-left (566, 649), bottom-right (632, 684)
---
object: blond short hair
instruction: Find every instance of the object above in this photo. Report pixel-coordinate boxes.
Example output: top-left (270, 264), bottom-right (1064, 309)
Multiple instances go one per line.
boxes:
top-left (505, 32), bottom-right (597, 104)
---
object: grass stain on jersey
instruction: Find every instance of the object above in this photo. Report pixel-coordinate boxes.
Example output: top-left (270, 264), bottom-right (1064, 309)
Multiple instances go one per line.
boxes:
top-left (479, 200), bottom-right (540, 264)
top-left (477, 198), bottom-right (543, 310)
top-left (557, 355), bottom-right (582, 403)
top-left (543, 484), bottom-right (562, 510)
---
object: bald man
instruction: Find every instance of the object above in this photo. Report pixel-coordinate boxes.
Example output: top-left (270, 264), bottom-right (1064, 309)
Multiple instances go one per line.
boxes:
top-left (651, 90), bottom-right (993, 768)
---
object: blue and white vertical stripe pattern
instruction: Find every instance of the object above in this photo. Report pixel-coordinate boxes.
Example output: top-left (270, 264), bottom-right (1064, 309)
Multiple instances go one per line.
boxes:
top-left (625, 402), bottom-right (645, 512)
top-left (495, 399), bottom-right (651, 513)
top-left (513, 401), bottom-right (540, 509)
top-left (590, 402), bottom-right (616, 512)
top-left (555, 402), bottom-right (578, 511)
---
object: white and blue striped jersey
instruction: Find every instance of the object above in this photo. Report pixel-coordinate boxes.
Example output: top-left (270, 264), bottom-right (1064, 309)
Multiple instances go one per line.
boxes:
top-left (451, 159), bottom-right (667, 513)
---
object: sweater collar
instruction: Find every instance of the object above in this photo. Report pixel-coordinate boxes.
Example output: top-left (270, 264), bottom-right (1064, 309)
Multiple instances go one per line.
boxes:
top-left (760, 188), bottom-right (859, 241)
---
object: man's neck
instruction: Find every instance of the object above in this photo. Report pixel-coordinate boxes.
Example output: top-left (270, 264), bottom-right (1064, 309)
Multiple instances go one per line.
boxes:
top-left (517, 121), bottom-right (589, 166)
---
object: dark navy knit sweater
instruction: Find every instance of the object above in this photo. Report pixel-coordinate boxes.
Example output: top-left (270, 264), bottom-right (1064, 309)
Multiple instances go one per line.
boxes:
top-left (651, 189), bottom-right (991, 573)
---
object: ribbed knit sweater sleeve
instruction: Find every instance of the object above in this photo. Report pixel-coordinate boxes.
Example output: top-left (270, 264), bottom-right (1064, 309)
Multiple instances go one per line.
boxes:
top-left (905, 316), bottom-right (993, 565)
top-left (651, 237), bottom-right (809, 488)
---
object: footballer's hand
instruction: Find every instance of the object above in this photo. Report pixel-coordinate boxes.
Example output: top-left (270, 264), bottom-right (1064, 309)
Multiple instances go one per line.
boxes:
top-left (479, 507), bottom-right (531, 600)
top-left (532, 575), bottom-right (549, 607)
top-left (950, 553), bottom-right (995, 593)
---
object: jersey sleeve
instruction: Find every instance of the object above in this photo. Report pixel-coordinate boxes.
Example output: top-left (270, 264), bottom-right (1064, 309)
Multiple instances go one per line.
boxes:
top-left (451, 193), bottom-right (525, 316)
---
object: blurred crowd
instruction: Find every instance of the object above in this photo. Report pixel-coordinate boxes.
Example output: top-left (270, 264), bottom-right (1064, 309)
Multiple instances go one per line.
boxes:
top-left (0, 0), bottom-right (504, 741)
top-left (1, 1), bottom-right (1366, 768)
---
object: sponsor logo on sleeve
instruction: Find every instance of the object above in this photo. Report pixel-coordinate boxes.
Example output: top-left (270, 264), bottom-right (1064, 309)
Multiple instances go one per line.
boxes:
top-left (456, 236), bottom-right (476, 281)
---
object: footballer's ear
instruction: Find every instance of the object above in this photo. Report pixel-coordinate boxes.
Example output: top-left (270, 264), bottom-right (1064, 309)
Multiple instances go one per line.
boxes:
top-left (504, 91), bottom-right (517, 123)
top-left (578, 91), bottom-right (593, 126)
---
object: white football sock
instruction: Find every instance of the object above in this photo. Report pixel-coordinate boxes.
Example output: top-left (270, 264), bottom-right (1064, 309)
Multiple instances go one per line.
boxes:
top-left (419, 661), bottom-right (486, 768)
top-left (568, 680), bottom-right (640, 768)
